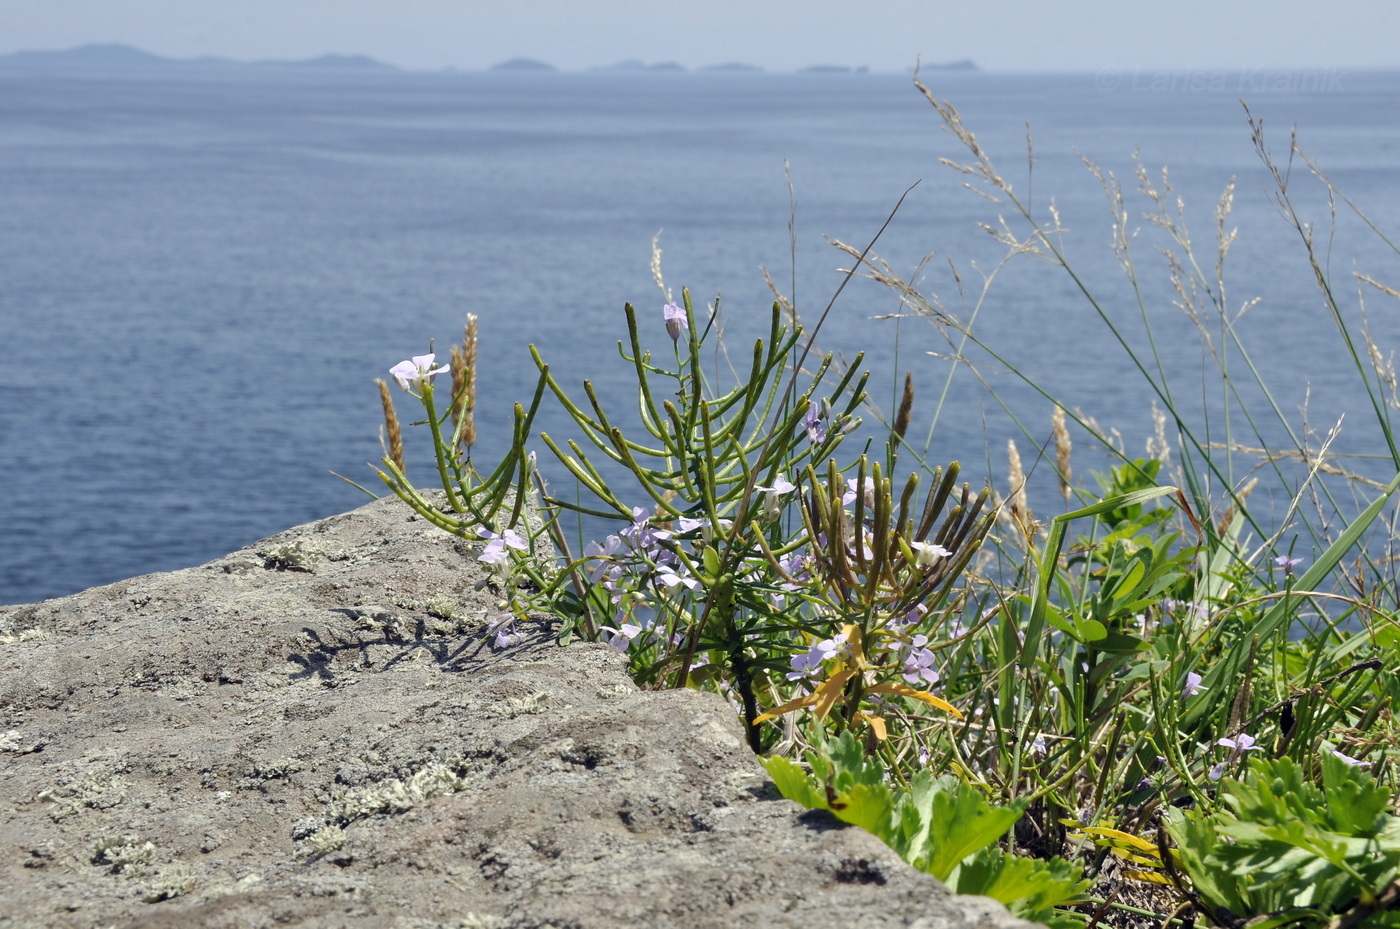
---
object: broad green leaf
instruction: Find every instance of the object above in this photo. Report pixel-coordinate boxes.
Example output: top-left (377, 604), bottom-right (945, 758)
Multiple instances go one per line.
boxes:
top-left (949, 846), bottom-right (1089, 929)
top-left (761, 755), bottom-right (827, 810)
top-left (923, 777), bottom-right (1026, 881)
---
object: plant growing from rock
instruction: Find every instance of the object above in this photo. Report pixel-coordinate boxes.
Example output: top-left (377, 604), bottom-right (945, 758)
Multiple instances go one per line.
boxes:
top-left (371, 289), bottom-right (994, 757)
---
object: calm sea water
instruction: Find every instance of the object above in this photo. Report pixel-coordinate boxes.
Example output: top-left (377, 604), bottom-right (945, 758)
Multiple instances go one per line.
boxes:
top-left (4, 67), bottom-right (1400, 605)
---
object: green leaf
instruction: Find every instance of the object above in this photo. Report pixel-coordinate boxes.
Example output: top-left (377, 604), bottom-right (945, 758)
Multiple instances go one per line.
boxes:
top-left (949, 846), bottom-right (1089, 929)
top-left (921, 776), bottom-right (1026, 880)
top-left (761, 755), bottom-right (827, 810)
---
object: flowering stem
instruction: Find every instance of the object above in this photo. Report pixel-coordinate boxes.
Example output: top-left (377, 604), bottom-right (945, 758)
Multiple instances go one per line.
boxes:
top-left (419, 384), bottom-right (465, 513)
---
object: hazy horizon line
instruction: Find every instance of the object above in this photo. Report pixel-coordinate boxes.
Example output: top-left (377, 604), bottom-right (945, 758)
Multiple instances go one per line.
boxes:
top-left (2, 43), bottom-right (1392, 77)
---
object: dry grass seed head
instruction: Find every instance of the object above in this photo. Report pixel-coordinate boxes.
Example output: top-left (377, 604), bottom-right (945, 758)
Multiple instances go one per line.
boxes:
top-left (1052, 405), bottom-right (1072, 502)
top-left (375, 378), bottom-right (404, 472)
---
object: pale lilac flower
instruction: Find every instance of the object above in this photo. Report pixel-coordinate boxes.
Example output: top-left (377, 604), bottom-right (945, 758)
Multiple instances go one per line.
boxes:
top-left (777, 552), bottom-right (812, 590)
top-left (1210, 732), bottom-right (1263, 779)
top-left (619, 506), bottom-right (671, 551)
top-left (654, 562), bottom-right (701, 592)
top-left (1162, 599), bottom-right (1208, 623)
top-left (488, 615), bottom-right (522, 649)
top-left (900, 636), bottom-right (940, 686)
top-left (1330, 748), bottom-right (1371, 767)
top-left (389, 353), bottom-right (450, 392)
top-left (909, 539), bottom-right (952, 567)
top-left (663, 301), bottom-right (687, 341)
top-left (803, 401), bottom-right (827, 444)
top-left (677, 516), bottom-right (708, 535)
top-left (1274, 554), bottom-right (1304, 576)
top-left (478, 527), bottom-right (528, 565)
top-left (786, 650), bottom-right (825, 686)
top-left (846, 529), bottom-right (875, 562)
top-left (755, 476), bottom-right (797, 519)
top-left (816, 632), bottom-right (850, 662)
top-left (1218, 733), bottom-right (1262, 756)
top-left (600, 621), bottom-right (645, 652)
top-left (787, 633), bottom-right (849, 684)
top-left (1030, 734), bottom-right (1048, 756)
top-left (582, 537), bottom-right (621, 582)
top-left (890, 603), bottom-right (927, 628)
top-left (1181, 671), bottom-right (1205, 700)
top-left (842, 476), bottom-right (876, 508)
top-left (945, 614), bottom-right (971, 639)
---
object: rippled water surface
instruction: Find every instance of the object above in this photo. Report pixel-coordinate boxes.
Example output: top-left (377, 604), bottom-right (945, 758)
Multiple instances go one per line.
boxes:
top-left (4, 68), bottom-right (1399, 603)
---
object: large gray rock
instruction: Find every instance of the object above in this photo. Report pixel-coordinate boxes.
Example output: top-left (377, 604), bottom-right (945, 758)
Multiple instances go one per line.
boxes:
top-left (0, 495), bottom-right (1033, 929)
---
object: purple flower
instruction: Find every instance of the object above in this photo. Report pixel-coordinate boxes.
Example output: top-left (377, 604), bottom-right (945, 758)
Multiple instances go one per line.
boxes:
top-left (900, 636), bottom-right (940, 686)
top-left (619, 506), bottom-right (671, 552)
top-left (786, 633), bottom-right (849, 684)
top-left (1274, 554), bottom-right (1304, 576)
top-left (1330, 748), bottom-right (1371, 767)
top-left (890, 603), bottom-right (927, 628)
top-left (777, 552), bottom-right (812, 590)
top-left (488, 615), bottom-right (522, 649)
top-left (663, 301), bottom-right (687, 341)
top-left (803, 401), bottom-right (827, 444)
top-left (1211, 732), bottom-right (1263, 779)
top-left (1218, 733), bottom-right (1261, 756)
top-left (842, 476), bottom-right (876, 508)
top-left (584, 535), bottom-right (624, 580)
top-left (654, 562), bottom-right (700, 592)
top-left (478, 527), bottom-right (528, 565)
top-left (389, 353), bottom-right (450, 392)
top-left (1181, 671), bottom-right (1205, 700)
top-left (786, 650), bottom-right (825, 686)
top-left (600, 620), bottom-right (645, 652)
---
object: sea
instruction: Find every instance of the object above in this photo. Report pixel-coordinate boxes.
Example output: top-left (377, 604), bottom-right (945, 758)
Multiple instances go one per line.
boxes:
top-left (4, 65), bottom-right (1400, 605)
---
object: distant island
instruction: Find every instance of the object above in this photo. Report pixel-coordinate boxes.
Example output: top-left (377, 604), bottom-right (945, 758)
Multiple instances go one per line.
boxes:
top-left (489, 57), bottom-right (556, 72)
top-left (593, 60), bottom-right (688, 73)
top-left (921, 59), bottom-right (979, 72)
top-left (0, 43), bottom-right (397, 72)
top-left (700, 63), bottom-right (765, 73)
top-left (0, 44), bottom-right (980, 75)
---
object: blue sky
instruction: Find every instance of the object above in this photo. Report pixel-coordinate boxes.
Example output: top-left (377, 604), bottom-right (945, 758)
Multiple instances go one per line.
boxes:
top-left (5, 0), bottom-right (1400, 72)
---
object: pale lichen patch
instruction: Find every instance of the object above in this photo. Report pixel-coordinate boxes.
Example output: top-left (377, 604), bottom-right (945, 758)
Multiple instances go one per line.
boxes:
top-left (496, 691), bottom-right (550, 718)
top-left (39, 772), bottom-right (128, 821)
top-left (91, 835), bottom-right (156, 876)
top-left (260, 539), bottom-right (339, 572)
top-left (322, 760), bottom-right (477, 828)
top-left (300, 824), bottom-right (348, 857)
top-left (142, 864), bottom-right (198, 902)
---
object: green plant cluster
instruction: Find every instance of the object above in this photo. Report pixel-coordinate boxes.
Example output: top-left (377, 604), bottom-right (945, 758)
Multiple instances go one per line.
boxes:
top-left (362, 81), bottom-right (1400, 929)
top-left (764, 732), bottom-right (1089, 928)
top-left (1167, 754), bottom-right (1400, 929)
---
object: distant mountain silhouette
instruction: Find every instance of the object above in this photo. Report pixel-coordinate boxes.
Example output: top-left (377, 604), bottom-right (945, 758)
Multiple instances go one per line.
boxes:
top-left (700, 62), bottom-right (764, 73)
top-left (489, 58), bottom-right (556, 72)
top-left (926, 59), bottom-right (979, 71)
top-left (594, 60), bottom-right (688, 73)
top-left (0, 43), bottom-right (397, 72)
